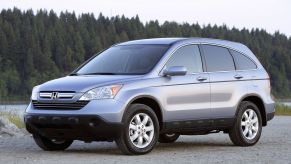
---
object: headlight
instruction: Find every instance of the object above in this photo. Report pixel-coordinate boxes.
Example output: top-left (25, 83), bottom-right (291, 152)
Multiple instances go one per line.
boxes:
top-left (79, 85), bottom-right (123, 100)
top-left (31, 85), bottom-right (40, 100)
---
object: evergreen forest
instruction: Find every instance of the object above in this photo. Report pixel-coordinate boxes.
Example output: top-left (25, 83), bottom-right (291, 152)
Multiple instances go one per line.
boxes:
top-left (0, 8), bottom-right (291, 100)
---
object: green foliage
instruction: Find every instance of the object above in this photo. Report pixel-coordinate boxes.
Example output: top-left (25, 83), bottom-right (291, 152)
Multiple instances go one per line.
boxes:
top-left (275, 103), bottom-right (291, 116)
top-left (0, 8), bottom-right (291, 100)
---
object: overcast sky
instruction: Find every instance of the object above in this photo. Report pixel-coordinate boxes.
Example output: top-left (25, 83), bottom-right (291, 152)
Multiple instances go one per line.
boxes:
top-left (1, 0), bottom-right (291, 36)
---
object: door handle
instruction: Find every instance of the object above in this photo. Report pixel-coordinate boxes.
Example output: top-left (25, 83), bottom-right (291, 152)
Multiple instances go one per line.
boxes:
top-left (197, 76), bottom-right (207, 82)
top-left (234, 74), bottom-right (243, 79)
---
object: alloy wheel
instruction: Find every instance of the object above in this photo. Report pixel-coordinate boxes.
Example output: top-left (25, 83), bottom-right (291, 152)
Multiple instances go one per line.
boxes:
top-left (128, 113), bottom-right (155, 148)
top-left (241, 109), bottom-right (259, 140)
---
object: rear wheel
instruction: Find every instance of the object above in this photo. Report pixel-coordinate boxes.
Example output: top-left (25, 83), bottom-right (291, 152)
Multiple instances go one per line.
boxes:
top-left (229, 101), bottom-right (262, 146)
top-left (33, 134), bottom-right (73, 151)
top-left (159, 133), bottom-right (180, 143)
top-left (115, 104), bottom-right (159, 155)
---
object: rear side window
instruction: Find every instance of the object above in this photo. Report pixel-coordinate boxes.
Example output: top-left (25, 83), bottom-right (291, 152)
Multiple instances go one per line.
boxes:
top-left (202, 45), bottom-right (235, 72)
top-left (230, 49), bottom-right (257, 70)
top-left (165, 45), bottom-right (203, 73)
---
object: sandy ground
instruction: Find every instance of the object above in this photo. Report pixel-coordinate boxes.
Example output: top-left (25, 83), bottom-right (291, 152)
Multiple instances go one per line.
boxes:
top-left (0, 116), bottom-right (291, 164)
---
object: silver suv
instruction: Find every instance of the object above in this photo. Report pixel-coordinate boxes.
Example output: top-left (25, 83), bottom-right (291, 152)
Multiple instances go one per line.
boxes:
top-left (25, 38), bottom-right (275, 155)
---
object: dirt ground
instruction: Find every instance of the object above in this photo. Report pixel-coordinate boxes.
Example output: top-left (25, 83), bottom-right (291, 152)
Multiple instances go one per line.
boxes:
top-left (0, 116), bottom-right (291, 164)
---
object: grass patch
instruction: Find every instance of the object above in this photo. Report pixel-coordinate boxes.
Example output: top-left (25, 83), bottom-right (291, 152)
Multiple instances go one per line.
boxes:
top-left (275, 103), bottom-right (291, 116)
top-left (0, 111), bottom-right (25, 129)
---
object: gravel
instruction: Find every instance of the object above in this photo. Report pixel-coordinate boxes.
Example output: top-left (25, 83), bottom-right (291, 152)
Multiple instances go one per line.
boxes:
top-left (0, 116), bottom-right (290, 164)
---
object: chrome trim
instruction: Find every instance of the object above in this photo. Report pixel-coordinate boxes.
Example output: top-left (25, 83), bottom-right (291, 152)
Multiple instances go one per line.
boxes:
top-left (39, 92), bottom-right (75, 99)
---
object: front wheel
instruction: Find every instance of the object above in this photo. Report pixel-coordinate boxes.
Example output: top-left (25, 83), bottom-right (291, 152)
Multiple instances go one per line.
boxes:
top-left (115, 104), bottom-right (159, 155)
top-left (33, 134), bottom-right (73, 151)
top-left (229, 101), bottom-right (262, 146)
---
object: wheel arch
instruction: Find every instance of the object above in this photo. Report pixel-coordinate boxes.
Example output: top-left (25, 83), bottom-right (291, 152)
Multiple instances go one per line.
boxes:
top-left (125, 95), bottom-right (164, 130)
top-left (237, 94), bottom-right (267, 126)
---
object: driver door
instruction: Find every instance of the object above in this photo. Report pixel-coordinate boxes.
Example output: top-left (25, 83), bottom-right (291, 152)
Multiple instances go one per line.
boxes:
top-left (159, 44), bottom-right (211, 128)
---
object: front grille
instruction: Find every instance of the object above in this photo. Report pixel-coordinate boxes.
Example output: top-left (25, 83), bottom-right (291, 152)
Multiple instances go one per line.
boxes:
top-left (32, 100), bottom-right (89, 110)
top-left (39, 91), bottom-right (75, 99)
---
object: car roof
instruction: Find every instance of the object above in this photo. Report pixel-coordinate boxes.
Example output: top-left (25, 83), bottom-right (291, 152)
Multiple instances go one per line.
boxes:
top-left (116, 37), bottom-right (245, 49)
top-left (116, 37), bottom-right (261, 68)
top-left (116, 37), bottom-right (253, 57)
top-left (116, 38), bottom-right (186, 45)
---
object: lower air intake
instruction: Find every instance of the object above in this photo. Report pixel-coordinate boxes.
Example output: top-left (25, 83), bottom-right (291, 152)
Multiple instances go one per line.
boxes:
top-left (32, 100), bottom-right (89, 110)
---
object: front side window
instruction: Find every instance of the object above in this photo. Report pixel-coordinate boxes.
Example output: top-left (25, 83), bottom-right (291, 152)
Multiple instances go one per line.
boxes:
top-left (164, 45), bottom-right (203, 74)
top-left (76, 45), bottom-right (169, 75)
top-left (202, 45), bottom-right (235, 72)
top-left (230, 49), bottom-right (257, 70)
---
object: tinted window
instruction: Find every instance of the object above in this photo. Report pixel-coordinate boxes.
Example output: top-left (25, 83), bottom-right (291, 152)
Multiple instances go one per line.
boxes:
top-left (202, 45), bottom-right (235, 72)
top-left (76, 45), bottom-right (169, 75)
top-left (230, 50), bottom-right (257, 70)
top-left (165, 45), bottom-right (203, 73)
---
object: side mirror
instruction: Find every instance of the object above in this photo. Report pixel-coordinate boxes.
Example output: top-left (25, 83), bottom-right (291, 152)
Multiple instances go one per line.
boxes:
top-left (163, 66), bottom-right (187, 76)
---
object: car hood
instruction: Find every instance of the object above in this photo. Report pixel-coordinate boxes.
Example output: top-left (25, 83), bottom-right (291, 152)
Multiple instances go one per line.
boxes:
top-left (38, 75), bottom-right (143, 92)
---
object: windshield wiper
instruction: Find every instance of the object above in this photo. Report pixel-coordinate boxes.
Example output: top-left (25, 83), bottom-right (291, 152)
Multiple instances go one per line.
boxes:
top-left (69, 73), bottom-right (79, 76)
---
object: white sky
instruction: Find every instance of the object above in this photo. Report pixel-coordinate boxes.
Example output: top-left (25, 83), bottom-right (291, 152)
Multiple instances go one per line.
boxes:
top-left (1, 0), bottom-right (291, 36)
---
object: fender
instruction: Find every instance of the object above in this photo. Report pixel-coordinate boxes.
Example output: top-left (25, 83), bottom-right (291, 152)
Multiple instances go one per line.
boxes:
top-left (234, 93), bottom-right (267, 126)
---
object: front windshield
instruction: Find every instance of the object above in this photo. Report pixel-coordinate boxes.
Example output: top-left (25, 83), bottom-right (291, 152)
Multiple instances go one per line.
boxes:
top-left (76, 44), bottom-right (169, 75)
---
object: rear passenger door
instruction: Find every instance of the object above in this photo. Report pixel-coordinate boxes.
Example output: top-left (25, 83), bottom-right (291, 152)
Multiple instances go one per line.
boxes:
top-left (201, 45), bottom-right (246, 124)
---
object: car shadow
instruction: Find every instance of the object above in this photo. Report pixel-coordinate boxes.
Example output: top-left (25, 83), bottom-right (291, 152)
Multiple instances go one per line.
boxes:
top-left (63, 140), bottom-right (234, 156)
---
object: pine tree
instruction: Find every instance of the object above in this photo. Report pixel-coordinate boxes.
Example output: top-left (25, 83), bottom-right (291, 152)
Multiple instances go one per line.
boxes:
top-left (0, 8), bottom-right (291, 99)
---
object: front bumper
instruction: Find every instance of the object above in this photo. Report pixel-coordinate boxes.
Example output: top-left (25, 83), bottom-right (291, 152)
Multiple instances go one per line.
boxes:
top-left (24, 114), bottom-right (123, 141)
top-left (25, 99), bottom-right (126, 123)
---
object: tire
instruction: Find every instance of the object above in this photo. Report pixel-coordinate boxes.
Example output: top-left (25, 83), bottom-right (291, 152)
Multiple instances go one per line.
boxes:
top-left (229, 101), bottom-right (262, 146)
top-left (115, 104), bottom-right (159, 155)
top-left (33, 134), bottom-right (73, 151)
top-left (159, 133), bottom-right (180, 143)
